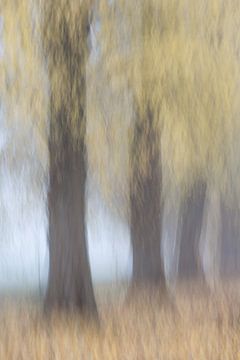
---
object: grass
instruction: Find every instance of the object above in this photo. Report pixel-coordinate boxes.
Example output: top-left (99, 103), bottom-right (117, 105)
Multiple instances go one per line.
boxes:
top-left (0, 281), bottom-right (240, 359)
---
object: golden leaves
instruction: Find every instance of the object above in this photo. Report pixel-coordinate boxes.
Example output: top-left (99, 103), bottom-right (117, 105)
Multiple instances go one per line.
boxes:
top-left (95, 0), bottom-right (240, 206)
top-left (41, 0), bottom-right (91, 149)
top-left (2, 0), bottom-right (240, 208)
top-left (1, 0), bottom-right (48, 173)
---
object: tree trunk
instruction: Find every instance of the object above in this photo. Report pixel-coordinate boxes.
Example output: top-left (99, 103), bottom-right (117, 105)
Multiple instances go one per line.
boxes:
top-left (45, 121), bottom-right (97, 314)
top-left (130, 108), bottom-right (165, 289)
top-left (177, 182), bottom-right (206, 279)
top-left (220, 203), bottom-right (240, 278)
top-left (44, 6), bottom-right (97, 314)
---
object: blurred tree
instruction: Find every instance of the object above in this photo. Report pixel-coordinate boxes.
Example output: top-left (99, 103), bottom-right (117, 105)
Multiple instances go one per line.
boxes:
top-left (220, 202), bottom-right (240, 278)
top-left (3, 0), bottom-right (240, 310)
top-left (176, 0), bottom-right (240, 280)
top-left (41, 0), bottom-right (97, 313)
top-left (130, 107), bottom-right (165, 286)
top-left (129, 2), bottom-right (165, 287)
top-left (177, 181), bottom-right (206, 279)
top-left (97, 0), bottom-right (240, 288)
top-left (96, 0), bottom-right (167, 290)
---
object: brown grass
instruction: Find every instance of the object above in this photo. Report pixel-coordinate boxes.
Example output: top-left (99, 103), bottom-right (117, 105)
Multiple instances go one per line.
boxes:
top-left (0, 282), bottom-right (240, 359)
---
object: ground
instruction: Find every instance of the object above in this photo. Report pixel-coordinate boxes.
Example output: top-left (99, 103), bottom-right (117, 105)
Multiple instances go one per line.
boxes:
top-left (0, 281), bottom-right (240, 359)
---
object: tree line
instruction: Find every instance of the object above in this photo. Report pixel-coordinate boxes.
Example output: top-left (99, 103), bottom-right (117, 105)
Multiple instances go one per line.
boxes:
top-left (1, 0), bottom-right (240, 318)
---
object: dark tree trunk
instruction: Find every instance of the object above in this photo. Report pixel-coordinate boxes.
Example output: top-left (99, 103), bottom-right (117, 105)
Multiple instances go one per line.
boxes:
top-left (44, 7), bottom-right (97, 314)
top-left (130, 108), bottom-right (165, 288)
top-left (220, 203), bottom-right (240, 278)
top-left (45, 121), bottom-right (97, 314)
top-left (177, 182), bottom-right (206, 279)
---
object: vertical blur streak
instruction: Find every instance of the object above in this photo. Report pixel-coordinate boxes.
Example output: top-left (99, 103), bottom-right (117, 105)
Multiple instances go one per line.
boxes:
top-left (42, 0), bottom-right (97, 314)
top-left (1, 0), bottom-right (240, 300)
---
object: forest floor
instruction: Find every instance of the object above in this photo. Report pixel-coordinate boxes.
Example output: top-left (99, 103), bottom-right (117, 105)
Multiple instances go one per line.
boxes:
top-left (0, 281), bottom-right (240, 359)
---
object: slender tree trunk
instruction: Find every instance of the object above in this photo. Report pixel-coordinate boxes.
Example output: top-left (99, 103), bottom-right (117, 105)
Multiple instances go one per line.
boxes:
top-left (45, 119), bottom-right (97, 314)
top-left (177, 182), bottom-right (206, 279)
top-left (130, 108), bottom-right (166, 289)
top-left (220, 203), bottom-right (240, 278)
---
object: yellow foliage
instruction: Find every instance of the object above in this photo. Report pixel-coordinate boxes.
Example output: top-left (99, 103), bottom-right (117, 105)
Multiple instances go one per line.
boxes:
top-left (96, 0), bottom-right (240, 207)
top-left (0, 0), bottom-right (48, 177)
top-left (2, 0), bottom-right (240, 210)
top-left (40, 0), bottom-right (92, 148)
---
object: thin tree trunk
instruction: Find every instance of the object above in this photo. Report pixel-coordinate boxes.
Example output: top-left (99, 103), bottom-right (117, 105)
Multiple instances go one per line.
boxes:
top-left (220, 203), bottom-right (240, 278)
top-left (45, 120), bottom-right (97, 314)
top-left (177, 182), bottom-right (206, 279)
top-left (130, 108), bottom-right (166, 289)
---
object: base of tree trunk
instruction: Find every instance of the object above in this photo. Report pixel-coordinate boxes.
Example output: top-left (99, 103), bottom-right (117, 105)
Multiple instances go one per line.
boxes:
top-left (130, 108), bottom-right (166, 291)
top-left (220, 203), bottom-right (240, 278)
top-left (45, 131), bottom-right (97, 317)
top-left (125, 281), bottom-right (177, 316)
top-left (130, 170), bottom-right (166, 290)
top-left (176, 278), bottom-right (211, 299)
top-left (177, 182), bottom-right (206, 279)
top-left (131, 249), bottom-right (166, 287)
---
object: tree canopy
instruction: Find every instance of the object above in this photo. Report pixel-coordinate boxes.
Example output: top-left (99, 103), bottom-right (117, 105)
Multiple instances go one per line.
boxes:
top-left (93, 0), bottom-right (240, 212)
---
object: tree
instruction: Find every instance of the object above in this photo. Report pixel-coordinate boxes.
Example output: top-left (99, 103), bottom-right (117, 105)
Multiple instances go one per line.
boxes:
top-left (41, 0), bottom-right (97, 313)
top-left (130, 107), bottom-right (165, 286)
top-left (97, 0), bottom-right (240, 289)
top-left (220, 202), bottom-right (240, 278)
top-left (177, 181), bottom-right (206, 279)
top-left (95, 0), bottom-right (167, 290)
top-left (161, 0), bottom-right (240, 283)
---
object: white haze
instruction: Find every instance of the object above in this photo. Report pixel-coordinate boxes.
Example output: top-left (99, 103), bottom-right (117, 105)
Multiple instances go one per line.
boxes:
top-left (0, 99), bottom-right (220, 295)
top-left (0, 156), bottom-right (133, 294)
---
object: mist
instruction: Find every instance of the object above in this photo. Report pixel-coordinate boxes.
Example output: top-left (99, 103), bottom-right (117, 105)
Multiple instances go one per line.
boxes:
top-left (0, 167), bottom-right (133, 294)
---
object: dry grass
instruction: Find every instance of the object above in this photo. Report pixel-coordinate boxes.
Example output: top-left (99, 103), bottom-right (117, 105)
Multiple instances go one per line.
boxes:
top-left (1, 282), bottom-right (240, 359)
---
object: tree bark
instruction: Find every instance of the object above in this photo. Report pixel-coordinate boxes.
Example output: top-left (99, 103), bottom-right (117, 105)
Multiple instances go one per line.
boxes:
top-left (45, 119), bottom-right (97, 314)
top-left (130, 108), bottom-right (166, 289)
top-left (177, 182), bottom-right (206, 279)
